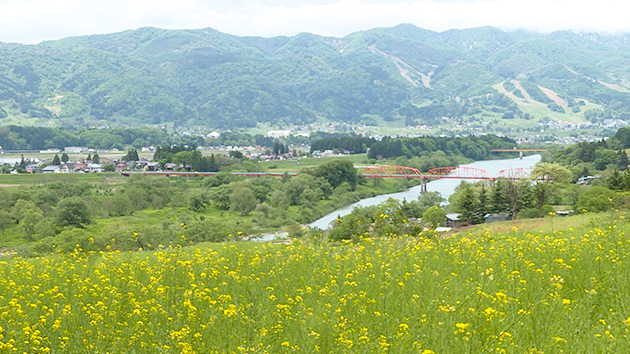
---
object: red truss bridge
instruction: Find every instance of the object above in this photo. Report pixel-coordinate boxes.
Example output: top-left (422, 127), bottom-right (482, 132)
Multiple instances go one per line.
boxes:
top-left (361, 165), bottom-right (533, 181)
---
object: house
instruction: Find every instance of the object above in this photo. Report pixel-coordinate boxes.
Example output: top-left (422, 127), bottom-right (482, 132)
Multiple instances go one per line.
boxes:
top-left (42, 165), bottom-right (60, 173)
top-left (577, 176), bottom-right (599, 185)
top-left (86, 164), bottom-right (102, 173)
top-left (164, 163), bottom-right (176, 171)
top-left (115, 162), bottom-right (127, 172)
top-left (25, 163), bottom-right (42, 173)
top-left (446, 213), bottom-right (469, 228)
top-left (64, 146), bottom-right (88, 153)
top-left (72, 163), bottom-right (87, 173)
top-left (145, 162), bottom-right (160, 171)
top-left (42, 165), bottom-right (70, 173)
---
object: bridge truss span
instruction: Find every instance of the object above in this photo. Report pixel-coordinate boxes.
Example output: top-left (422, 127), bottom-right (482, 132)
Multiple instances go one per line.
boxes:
top-left (362, 165), bottom-right (423, 178)
top-left (361, 165), bottom-right (535, 180)
top-left (495, 167), bottom-right (533, 180)
top-left (425, 166), bottom-right (492, 179)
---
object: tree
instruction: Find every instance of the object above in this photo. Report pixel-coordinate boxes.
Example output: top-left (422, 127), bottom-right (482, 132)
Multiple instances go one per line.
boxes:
top-left (109, 193), bottom-right (133, 216)
top-left (269, 189), bottom-right (289, 209)
top-left (285, 175), bottom-right (311, 205)
top-left (531, 163), bottom-right (572, 217)
top-left (422, 205), bottom-right (446, 229)
top-left (0, 210), bottom-right (13, 235)
top-left (52, 154), bottom-right (61, 165)
top-left (576, 186), bottom-right (616, 213)
top-left (454, 183), bottom-right (478, 223)
top-left (61, 152), bottom-right (69, 163)
top-left (188, 192), bottom-right (209, 212)
top-left (54, 197), bottom-right (91, 228)
top-left (491, 179), bottom-right (510, 214)
top-left (11, 199), bottom-right (40, 224)
top-left (476, 185), bottom-right (489, 222)
top-left (255, 202), bottom-right (273, 219)
top-left (87, 153), bottom-right (92, 161)
top-left (503, 179), bottom-right (529, 220)
top-left (124, 149), bottom-right (139, 162)
top-left (209, 184), bottom-right (233, 209)
top-left (92, 153), bottom-right (100, 164)
top-left (230, 186), bottom-right (257, 216)
top-left (616, 150), bottom-right (629, 170)
top-left (20, 210), bottom-right (43, 240)
top-left (315, 159), bottom-right (358, 189)
top-left (607, 169), bottom-right (624, 190)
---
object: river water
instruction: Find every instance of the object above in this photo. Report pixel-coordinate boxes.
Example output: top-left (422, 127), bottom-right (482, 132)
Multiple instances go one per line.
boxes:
top-left (252, 154), bottom-right (541, 240)
top-left (308, 154), bottom-right (541, 230)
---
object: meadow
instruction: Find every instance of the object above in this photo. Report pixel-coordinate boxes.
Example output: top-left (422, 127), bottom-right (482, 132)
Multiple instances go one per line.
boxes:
top-left (0, 211), bottom-right (628, 353)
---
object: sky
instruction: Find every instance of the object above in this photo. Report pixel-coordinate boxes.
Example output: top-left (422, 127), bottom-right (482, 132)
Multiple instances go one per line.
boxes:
top-left (1, 0), bottom-right (630, 44)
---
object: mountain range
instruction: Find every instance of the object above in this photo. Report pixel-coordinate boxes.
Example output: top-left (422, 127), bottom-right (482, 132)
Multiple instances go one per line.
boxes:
top-left (1, 24), bottom-right (630, 130)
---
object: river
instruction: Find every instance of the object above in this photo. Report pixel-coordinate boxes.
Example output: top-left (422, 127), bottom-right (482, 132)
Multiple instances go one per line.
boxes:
top-left (308, 154), bottom-right (541, 230)
top-left (253, 154), bottom-right (541, 241)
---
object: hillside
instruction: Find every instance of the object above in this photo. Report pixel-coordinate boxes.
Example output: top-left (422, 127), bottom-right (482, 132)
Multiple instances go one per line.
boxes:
top-left (1, 25), bottom-right (630, 129)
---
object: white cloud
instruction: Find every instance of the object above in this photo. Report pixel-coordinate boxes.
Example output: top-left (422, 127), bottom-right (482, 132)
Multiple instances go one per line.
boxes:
top-left (1, 0), bottom-right (630, 44)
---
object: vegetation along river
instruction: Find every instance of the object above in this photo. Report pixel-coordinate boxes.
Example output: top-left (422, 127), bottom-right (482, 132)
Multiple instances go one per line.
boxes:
top-left (253, 154), bottom-right (541, 241)
top-left (309, 154), bottom-right (542, 230)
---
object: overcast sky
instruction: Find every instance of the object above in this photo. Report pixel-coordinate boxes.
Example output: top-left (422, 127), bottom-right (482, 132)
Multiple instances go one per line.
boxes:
top-left (1, 0), bottom-right (629, 44)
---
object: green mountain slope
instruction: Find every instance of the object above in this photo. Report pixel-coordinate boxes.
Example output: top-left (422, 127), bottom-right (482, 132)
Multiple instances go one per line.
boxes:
top-left (1, 24), bottom-right (630, 129)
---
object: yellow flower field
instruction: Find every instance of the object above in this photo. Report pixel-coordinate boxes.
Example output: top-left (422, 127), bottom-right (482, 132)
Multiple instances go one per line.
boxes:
top-left (0, 214), bottom-right (629, 353)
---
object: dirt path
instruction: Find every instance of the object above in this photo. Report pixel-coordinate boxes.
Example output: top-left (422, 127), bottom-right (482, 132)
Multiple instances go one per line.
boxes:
top-left (511, 80), bottom-right (544, 106)
top-left (368, 45), bottom-right (432, 88)
top-left (0, 184), bottom-right (20, 187)
top-left (538, 86), bottom-right (566, 107)
top-left (492, 80), bottom-right (543, 107)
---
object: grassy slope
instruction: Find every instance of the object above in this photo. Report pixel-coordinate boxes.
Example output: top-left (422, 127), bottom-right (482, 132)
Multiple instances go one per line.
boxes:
top-left (0, 211), bottom-right (628, 352)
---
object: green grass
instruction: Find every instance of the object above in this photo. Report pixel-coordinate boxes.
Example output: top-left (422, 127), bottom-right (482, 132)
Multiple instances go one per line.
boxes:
top-left (0, 211), bottom-right (629, 352)
top-left (0, 173), bottom-right (125, 186)
top-left (259, 154), bottom-right (370, 172)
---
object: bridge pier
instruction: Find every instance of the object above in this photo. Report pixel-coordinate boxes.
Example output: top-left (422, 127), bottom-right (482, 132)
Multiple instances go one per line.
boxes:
top-left (420, 179), bottom-right (427, 193)
top-left (519, 151), bottom-right (523, 160)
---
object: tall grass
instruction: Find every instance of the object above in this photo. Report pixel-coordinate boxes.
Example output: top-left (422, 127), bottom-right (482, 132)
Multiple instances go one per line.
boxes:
top-left (0, 213), bottom-right (629, 352)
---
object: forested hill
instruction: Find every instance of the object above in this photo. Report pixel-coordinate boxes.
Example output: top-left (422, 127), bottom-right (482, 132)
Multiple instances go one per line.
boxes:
top-left (2, 25), bottom-right (630, 129)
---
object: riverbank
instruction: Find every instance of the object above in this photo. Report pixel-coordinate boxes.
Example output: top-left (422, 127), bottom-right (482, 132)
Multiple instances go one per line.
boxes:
top-left (308, 154), bottom-right (541, 230)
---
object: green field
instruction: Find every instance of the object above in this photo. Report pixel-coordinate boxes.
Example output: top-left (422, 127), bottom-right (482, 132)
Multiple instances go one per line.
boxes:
top-left (0, 172), bottom-right (125, 186)
top-left (0, 211), bottom-right (628, 352)
top-left (258, 154), bottom-right (370, 172)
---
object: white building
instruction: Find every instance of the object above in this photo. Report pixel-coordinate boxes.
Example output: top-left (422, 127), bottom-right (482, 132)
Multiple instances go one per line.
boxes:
top-left (267, 130), bottom-right (291, 138)
top-left (207, 131), bottom-right (221, 139)
top-left (64, 146), bottom-right (88, 153)
top-left (86, 164), bottom-right (103, 173)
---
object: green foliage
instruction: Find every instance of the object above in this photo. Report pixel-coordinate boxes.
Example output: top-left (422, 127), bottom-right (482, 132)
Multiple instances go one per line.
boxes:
top-left (531, 162), bottom-right (572, 217)
top-left (314, 159), bottom-right (358, 189)
top-left (422, 205), bottom-right (446, 229)
top-left (54, 197), bottom-right (91, 228)
top-left (575, 186), bottom-right (617, 213)
top-left (367, 135), bottom-right (515, 162)
top-left (229, 186), bottom-right (257, 216)
top-left (3, 26), bottom-right (630, 128)
top-left (51, 154), bottom-right (61, 165)
top-left (188, 192), bottom-right (209, 212)
top-left (0, 210), bottom-right (13, 235)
